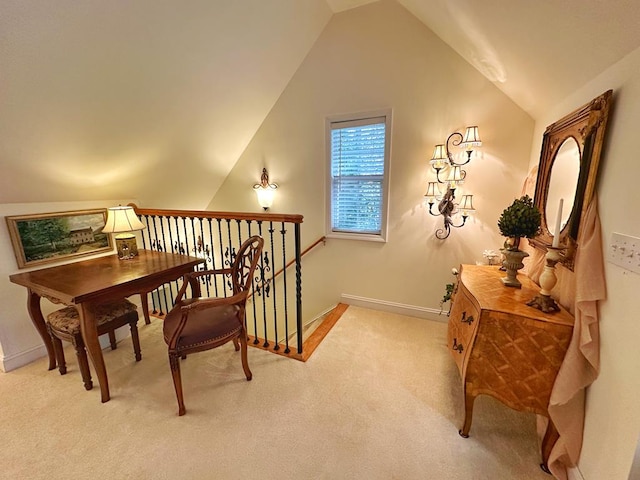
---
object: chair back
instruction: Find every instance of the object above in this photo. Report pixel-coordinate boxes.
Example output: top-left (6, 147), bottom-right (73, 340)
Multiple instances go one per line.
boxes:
top-left (231, 236), bottom-right (264, 295)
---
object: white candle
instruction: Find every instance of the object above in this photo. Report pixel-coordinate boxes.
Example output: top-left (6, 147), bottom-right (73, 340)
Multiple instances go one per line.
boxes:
top-left (552, 198), bottom-right (563, 247)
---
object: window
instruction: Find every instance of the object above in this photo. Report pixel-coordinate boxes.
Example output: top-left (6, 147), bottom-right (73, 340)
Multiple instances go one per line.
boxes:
top-left (326, 110), bottom-right (391, 241)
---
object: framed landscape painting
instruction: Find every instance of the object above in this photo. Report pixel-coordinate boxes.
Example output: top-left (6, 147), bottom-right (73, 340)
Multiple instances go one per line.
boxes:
top-left (5, 209), bottom-right (114, 269)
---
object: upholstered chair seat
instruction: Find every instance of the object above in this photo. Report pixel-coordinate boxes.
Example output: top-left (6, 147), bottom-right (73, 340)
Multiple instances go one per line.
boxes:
top-left (163, 304), bottom-right (242, 353)
top-left (46, 299), bottom-right (141, 391)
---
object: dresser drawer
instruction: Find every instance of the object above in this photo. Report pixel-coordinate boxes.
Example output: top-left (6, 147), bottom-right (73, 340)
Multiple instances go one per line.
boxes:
top-left (447, 287), bottom-right (480, 375)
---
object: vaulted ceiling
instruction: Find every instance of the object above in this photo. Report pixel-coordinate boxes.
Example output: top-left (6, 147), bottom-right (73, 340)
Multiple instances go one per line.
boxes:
top-left (2, 0), bottom-right (640, 208)
top-left (331, 0), bottom-right (640, 119)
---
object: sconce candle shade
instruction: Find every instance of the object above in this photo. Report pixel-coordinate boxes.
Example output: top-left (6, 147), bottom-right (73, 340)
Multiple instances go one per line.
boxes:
top-left (424, 181), bottom-right (439, 206)
top-left (425, 181), bottom-right (438, 198)
top-left (430, 144), bottom-right (448, 170)
top-left (446, 165), bottom-right (466, 189)
top-left (461, 126), bottom-right (482, 149)
top-left (102, 206), bottom-right (146, 259)
top-left (253, 168), bottom-right (278, 210)
top-left (459, 195), bottom-right (475, 217)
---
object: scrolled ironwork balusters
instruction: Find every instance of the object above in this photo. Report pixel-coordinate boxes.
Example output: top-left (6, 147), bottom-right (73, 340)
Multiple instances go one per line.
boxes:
top-left (181, 217), bottom-right (191, 258)
top-left (141, 214), bottom-right (150, 250)
top-left (280, 222), bottom-right (290, 353)
top-left (157, 217), bottom-right (167, 253)
top-left (125, 207), bottom-right (304, 357)
top-left (256, 222), bottom-right (269, 348)
top-left (250, 221), bottom-right (263, 344)
top-left (294, 223), bottom-right (302, 354)
top-left (266, 222), bottom-right (279, 350)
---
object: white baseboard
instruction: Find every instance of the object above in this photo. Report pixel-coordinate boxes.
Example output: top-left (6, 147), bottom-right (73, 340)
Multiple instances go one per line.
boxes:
top-left (340, 294), bottom-right (447, 323)
top-left (0, 344), bottom-right (47, 373)
top-left (0, 327), bottom-right (133, 373)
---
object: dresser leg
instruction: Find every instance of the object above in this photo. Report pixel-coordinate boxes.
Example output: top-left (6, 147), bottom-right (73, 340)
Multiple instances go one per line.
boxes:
top-left (459, 390), bottom-right (475, 438)
top-left (540, 419), bottom-right (559, 474)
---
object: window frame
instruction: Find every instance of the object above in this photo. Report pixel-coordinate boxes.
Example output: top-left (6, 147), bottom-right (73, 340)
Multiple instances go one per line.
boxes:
top-left (325, 109), bottom-right (392, 242)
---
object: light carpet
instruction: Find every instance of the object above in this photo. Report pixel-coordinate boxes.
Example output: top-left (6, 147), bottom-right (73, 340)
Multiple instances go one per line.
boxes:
top-left (0, 306), bottom-right (550, 479)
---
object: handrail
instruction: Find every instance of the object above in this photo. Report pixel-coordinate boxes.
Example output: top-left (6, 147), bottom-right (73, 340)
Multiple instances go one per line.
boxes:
top-left (272, 236), bottom-right (325, 281)
top-left (130, 204), bottom-right (303, 224)
top-left (249, 236), bottom-right (325, 299)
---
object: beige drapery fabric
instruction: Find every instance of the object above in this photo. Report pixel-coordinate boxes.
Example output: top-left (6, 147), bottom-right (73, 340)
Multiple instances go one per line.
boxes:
top-left (521, 167), bottom-right (605, 480)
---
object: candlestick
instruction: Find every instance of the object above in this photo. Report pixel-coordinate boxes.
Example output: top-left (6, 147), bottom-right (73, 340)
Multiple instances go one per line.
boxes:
top-left (526, 246), bottom-right (563, 313)
top-left (552, 198), bottom-right (563, 247)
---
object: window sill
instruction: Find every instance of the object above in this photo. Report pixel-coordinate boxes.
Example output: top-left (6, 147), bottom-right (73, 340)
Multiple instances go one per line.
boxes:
top-left (326, 232), bottom-right (387, 243)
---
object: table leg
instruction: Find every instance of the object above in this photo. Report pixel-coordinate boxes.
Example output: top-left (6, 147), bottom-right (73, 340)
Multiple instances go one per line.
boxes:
top-left (459, 387), bottom-right (476, 438)
top-left (26, 290), bottom-right (56, 371)
top-left (78, 302), bottom-right (110, 402)
top-left (140, 292), bottom-right (151, 325)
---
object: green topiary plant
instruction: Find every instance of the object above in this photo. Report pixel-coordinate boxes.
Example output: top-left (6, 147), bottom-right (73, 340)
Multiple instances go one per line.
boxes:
top-left (497, 195), bottom-right (541, 251)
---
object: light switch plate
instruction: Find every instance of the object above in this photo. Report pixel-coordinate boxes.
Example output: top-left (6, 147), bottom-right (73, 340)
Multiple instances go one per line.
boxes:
top-left (608, 232), bottom-right (640, 274)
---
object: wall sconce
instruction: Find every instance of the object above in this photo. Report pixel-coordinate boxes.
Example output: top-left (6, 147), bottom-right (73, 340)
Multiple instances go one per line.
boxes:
top-left (424, 126), bottom-right (481, 239)
top-left (102, 205), bottom-right (146, 259)
top-left (253, 168), bottom-right (278, 210)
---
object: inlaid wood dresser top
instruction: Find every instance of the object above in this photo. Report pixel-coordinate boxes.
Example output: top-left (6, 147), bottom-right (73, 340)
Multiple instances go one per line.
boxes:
top-left (447, 264), bottom-right (574, 473)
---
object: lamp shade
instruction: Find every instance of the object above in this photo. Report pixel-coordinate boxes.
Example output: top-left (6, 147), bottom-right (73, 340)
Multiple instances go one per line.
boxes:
top-left (102, 206), bottom-right (146, 233)
top-left (446, 165), bottom-right (465, 188)
top-left (458, 194), bottom-right (475, 216)
top-left (430, 144), bottom-right (448, 170)
top-left (254, 187), bottom-right (276, 210)
top-left (253, 168), bottom-right (278, 210)
top-left (461, 126), bottom-right (482, 149)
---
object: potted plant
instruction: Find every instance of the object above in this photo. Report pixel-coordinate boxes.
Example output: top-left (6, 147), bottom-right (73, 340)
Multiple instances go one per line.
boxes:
top-left (497, 195), bottom-right (541, 287)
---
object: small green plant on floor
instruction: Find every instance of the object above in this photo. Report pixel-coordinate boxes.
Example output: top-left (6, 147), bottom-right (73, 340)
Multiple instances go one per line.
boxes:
top-left (440, 282), bottom-right (455, 315)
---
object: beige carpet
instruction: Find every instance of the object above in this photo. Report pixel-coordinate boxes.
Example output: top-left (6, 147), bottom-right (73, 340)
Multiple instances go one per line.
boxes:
top-left (0, 306), bottom-right (549, 480)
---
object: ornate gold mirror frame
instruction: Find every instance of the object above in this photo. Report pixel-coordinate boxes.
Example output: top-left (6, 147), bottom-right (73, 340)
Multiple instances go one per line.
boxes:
top-left (529, 90), bottom-right (613, 270)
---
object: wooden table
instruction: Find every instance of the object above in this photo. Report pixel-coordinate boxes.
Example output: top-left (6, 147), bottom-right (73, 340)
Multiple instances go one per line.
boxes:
top-left (9, 249), bottom-right (205, 403)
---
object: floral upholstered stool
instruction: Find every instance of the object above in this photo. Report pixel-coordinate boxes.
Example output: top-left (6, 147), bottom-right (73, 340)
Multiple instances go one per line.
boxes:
top-left (46, 299), bottom-right (141, 391)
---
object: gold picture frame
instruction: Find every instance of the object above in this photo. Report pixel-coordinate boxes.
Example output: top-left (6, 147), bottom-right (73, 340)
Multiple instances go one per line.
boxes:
top-left (5, 209), bottom-right (114, 269)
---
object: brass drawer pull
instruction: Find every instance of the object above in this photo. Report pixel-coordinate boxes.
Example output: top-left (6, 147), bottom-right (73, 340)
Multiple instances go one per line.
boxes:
top-left (461, 312), bottom-right (474, 325)
top-left (452, 338), bottom-right (464, 353)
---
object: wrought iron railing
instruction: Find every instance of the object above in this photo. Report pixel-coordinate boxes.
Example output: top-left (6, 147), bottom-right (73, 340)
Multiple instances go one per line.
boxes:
top-left (130, 205), bottom-right (306, 356)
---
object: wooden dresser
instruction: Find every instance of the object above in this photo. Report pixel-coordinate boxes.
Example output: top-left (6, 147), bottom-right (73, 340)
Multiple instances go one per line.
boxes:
top-left (448, 264), bottom-right (574, 472)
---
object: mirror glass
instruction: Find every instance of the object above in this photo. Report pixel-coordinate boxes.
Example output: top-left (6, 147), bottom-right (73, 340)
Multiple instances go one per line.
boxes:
top-left (529, 90), bottom-right (612, 270)
top-left (546, 138), bottom-right (580, 236)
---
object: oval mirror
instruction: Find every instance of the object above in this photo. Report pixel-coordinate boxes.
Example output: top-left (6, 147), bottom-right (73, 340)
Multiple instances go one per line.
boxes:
top-left (530, 90), bottom-right (612, 270)
top-left (546, 138), bottom-right (580, 236)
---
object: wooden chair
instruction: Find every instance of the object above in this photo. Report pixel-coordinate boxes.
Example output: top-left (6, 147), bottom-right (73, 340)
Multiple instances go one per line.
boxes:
top-left (46, 299), bottom-right (141, 391)
top-left (163, 235), bottom-right (264, 416)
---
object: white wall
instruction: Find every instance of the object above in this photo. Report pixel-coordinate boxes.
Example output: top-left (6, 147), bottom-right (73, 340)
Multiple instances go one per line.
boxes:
top-left (208, 0), bottom-right (534, 319)
top-left (0, 0), bottom-right (331, 210)
top-left (529, 46), bottom-right (640, 480)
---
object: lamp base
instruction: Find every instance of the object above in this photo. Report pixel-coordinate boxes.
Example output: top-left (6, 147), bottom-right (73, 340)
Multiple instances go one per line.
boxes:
top-left (115, 234), bottom-right (138, 260)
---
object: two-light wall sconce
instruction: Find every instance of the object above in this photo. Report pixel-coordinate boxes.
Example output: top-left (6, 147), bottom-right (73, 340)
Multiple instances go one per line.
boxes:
top-left (253, 168), bottom-right (278, 210)
top-left (424, 126), bottom-right (481, 239)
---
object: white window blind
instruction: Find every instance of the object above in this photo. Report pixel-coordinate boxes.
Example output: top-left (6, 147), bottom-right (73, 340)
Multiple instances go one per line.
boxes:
top-left (328, 113), bottom-right (390, 239)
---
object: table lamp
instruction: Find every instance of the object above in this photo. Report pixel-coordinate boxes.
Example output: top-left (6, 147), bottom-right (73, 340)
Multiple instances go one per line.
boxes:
top-left (102, 206), bottom-right (146, 259)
